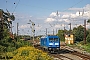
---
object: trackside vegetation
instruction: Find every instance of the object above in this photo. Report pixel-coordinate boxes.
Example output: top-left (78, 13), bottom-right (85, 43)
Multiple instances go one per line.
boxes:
top-left (6, 46), bottom-right (53, 60)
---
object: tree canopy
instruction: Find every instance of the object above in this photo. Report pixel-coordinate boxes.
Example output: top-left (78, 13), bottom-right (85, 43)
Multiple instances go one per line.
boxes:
top-left (0, 9), bottom-right (15, 40)
top-left (73, 25), bottom-right (84, 41)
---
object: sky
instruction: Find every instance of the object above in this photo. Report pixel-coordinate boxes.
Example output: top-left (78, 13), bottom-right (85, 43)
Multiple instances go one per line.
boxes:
top-left (0, 0), bottom-right (90, 36)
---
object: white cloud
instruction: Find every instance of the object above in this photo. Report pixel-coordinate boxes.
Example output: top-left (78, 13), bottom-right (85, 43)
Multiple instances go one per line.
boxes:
top-left (45, 18), bottom-right (55, 22)
top-left (54, 24), bottom-right (61, 28)
top-left (69, 8), bottom-right (83, 11)
top-left (50, 12), bottom-right (60, 17)
top-left (35, 24), bottom-right (42, 30)
top-left (62, 15), bottom-right (70, 19)
top-left (76, 11), bottom-right (81, 16)
top-left (50, 12), bottom-right (57, 17)
top-left (63, 19), bottom-right (70, 23)
top-left (83, 4), bottom-right (90, 11)
top-left (70, 13), bottom-right (77, 18)
top-left (19, 25), bottom-right (28, 29)
top-left (69, 4), bottom-right (90, 11)
top-left (45, 4), bottom-right (90, 31)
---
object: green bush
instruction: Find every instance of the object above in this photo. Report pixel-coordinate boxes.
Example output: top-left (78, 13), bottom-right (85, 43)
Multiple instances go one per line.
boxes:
top-left (6, 46), bottom-right (16, 52)
top-left (10, 46), bottom-right (53, 60)
top-left (0, 45), bottom-right (6, 52)
top-left (21, 50), bottom-right (29, 56)
top-left (15, 40), bottom-right (32, 49)
top-left (86, 33), bottom-right (90, 43)
top-left (0, 37), bottom-right (32, 53)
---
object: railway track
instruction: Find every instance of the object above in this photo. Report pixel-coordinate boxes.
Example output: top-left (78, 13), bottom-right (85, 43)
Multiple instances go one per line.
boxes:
top-left (61, 46), bottom-right (90, 60)
top-left (34, 44), bottom-right (90, 60)
top-left (50, 54), bottom-right (74, 60)
top-left (72, 51), bottom-right (90, 60)
top-left (34, 45), bottom-right (74, 60)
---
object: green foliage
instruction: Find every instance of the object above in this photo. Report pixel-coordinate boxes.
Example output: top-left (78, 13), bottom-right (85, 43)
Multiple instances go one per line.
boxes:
top-left (0, 38), bottom-right (32, 52)
top-left (73, 25), bottom-right (84, 42)
top-left (73, 27), bottom-right (77, 35)
top-left (0, 45), bottom-right (6, 52)
top-left (6, 46), bottom-right (16, 52)
top-left (86, 33), bottom-right (90, 42)
top-left (86, 29), bottom-right (90, 42)
top-left (77, 42), bottom-right (90, 53)
top-left (0, 9), bottom-right (15, 40)
top-left (21, 50), bottom-right (29, 56)
top-left (57, 30), bottom-right (65, 41)
top-left (87, 19), bottom-right (90, 23)
top-left (15, 40), bottom-right (32, 49)
top-left (0, 37), bottom-right (32, 59)
top-left (73, 25), bottom-right (90, 43)
top-left (10, 15), bottom-right (15, 21)
top-left (10, 46), bottom-right (53, 60)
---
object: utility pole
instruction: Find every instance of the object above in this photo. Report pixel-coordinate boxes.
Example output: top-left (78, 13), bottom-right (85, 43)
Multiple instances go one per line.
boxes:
top-left (70, 23), bottom-right (71, 32)
top-left (68, 23), bottom-right (71, 34)
top-left (56, 28), bottom-right (57, 35)
top-left (46, 28), bottom-right (47, 35)
top-left (64, 26), bottom-right (65, 31)
top-left (56, 10), bottom-right (59, 35)
top-left (17, 23), bottom-right (19, 36)
top-left (84, 20), bottom-right (86, 44)
top-left (53, 29), bottom-right (54, 35)
top-left (79, 9), bottom-right (86, 44)
top-left (64, 25), bottom-right (66, 36)
top-left (28, 20), bottom-right (35, 46)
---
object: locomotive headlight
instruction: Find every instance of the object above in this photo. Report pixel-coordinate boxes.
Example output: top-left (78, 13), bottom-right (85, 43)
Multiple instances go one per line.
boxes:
top-left (55, 43), bottom-right (59, 45)
top-left (49, 43), bottom-right (54, 45)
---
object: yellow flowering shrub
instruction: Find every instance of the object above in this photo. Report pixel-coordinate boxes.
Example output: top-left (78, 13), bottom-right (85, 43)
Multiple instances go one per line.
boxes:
top-left (9, 46), bottom-right (53, 60)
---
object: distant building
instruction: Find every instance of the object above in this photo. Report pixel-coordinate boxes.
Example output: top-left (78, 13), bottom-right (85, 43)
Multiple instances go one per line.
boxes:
top-left (65, 34), bottom-right (74, 44)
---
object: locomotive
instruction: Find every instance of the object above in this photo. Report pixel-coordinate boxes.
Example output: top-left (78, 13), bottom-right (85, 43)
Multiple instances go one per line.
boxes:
top-left (40, 35), bottom-right (60, 52)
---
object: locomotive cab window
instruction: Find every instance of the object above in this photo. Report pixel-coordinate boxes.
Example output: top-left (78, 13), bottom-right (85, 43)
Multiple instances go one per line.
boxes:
top-left (54, 38), bottom-right (58, 41)
top-left (49, 38), bottom-right (53, 40)
top-left (49, 38), bottom-right (53, 42)
top-left (49, 38), bottom-right (58, 42)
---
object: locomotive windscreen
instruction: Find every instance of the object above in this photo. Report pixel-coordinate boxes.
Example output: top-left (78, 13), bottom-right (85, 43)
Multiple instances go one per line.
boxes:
top-left (49, 38), bottom-right (58, 42)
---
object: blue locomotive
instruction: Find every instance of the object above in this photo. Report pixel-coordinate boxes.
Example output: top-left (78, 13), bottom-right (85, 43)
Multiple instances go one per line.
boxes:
top-left (40, 35), bottom-right (60, 52)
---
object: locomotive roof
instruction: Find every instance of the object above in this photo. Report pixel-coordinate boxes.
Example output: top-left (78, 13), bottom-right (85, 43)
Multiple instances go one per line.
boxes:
top-left (41, 35), bottom-right (59, 38)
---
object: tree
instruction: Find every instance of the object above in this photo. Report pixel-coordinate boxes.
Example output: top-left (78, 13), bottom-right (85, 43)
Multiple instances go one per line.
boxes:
top-left (73, 25), bottom-right (84, 42)
top-left (87, 19), bottom-right (90, 23)
top-left (0, 9), bottom-right (15, 40)
top-left (86, 29), bottom-right (90, 42)
top-left (57, 30), bottom-right (65, 41)
top-left (87, 33), bottom-right (90, 42)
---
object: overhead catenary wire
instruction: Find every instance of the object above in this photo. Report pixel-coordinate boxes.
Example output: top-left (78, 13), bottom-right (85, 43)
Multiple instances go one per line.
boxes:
top-left (4, 0), bottom-right (84, 17)
top-left (70, 0), bottom-right (83, 8)
top-left (13, 0), bottom-right (20, 14)
top-left (3, 0), bottom-right (83, 13)
top-left (62, 0), bottom-right (83, 12)
top-left (10, 0), bottom-right (17, 13)
top-left (4, 0), bottom-right (19, 13)
top-left (5, 0), bottom-right (7, 10)
top-left (11, 0), bottom-right (83, 12)
top-left (4, 0), bottom-right (83, 14)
